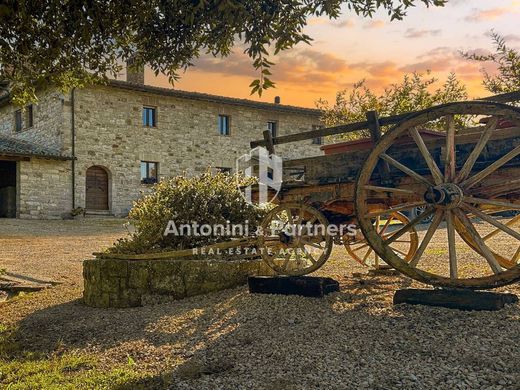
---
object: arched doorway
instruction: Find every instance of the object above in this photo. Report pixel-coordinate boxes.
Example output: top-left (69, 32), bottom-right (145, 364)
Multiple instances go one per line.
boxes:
top-left (85, 166), bottom-right (109, 211)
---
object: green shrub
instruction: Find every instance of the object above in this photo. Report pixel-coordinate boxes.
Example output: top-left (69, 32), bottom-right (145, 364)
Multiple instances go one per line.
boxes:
top-left (109, 171), bottom-right (263, 254)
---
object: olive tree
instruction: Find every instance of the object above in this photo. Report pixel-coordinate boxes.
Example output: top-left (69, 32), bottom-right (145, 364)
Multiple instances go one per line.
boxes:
top-left (462, 31), bottom-right (520, 94)
top-left (316, 72), bottom-right (467, 140)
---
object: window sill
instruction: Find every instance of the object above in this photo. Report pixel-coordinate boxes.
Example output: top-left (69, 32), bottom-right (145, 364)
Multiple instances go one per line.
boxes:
top-left (140, 180), bottom-right (158, 186)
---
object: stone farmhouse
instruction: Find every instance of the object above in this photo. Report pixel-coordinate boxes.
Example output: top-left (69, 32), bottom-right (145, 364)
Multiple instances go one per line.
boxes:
top-left (0, 67), bottom-right (323, 219)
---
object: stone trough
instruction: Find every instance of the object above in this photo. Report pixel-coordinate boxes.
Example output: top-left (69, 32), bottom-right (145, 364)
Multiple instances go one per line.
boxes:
top-left (83, 257), bottom-right (275, 308)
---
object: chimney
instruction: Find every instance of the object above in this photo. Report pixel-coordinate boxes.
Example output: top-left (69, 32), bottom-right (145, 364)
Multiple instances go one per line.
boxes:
top-left (126, 56), bottom-right (145, 85)
top-left (274, 96), bottom-right (281, 104)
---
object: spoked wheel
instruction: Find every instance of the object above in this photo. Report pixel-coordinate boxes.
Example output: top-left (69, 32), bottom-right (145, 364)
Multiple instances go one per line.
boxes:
top-left (410, 205), bottom-right (435, 224)
top-left (258, 203), bottom-right (333, 276)
top-left (456, 212), bottom-right (520, 269)
top-left (355, 101), bottom-right (520, 289)
top-left (344, 211), bottom-right (419, 268)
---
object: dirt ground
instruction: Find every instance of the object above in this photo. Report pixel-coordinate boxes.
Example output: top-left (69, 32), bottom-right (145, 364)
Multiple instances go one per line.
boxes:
top-left (0, 218), bottom-right (128, 285)
top-left (1, 218), bottom-right (519, 389)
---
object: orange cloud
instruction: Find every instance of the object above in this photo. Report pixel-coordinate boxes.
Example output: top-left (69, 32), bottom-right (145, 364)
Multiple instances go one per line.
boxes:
top-left (399, 46), bottom-right (484, 75)
top-left (147, 40), bottom-right (497, 108)
top-left (363, 19), bottom-right (385, 29)
top-left (465, 8), bottom-right (508, 22)
top-left (359, 61), bottom-right (401, 79)
top-left (333, 19), bottom-right (355, 28)
top-left (169, 48), bottom-right (352, 94)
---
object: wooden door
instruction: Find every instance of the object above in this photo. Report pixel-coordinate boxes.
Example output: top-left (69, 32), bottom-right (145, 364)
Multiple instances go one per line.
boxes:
top-left (85, 166), bottom-right (109, 210)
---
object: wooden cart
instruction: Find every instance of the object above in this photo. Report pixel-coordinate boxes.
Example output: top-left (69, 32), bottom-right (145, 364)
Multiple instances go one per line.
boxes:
top-left (250, 91), bottom-right (520, 290)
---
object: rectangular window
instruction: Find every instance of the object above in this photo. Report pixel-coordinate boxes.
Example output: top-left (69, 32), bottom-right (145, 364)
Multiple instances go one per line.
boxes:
top-left (140, 161), bottom-right (158, 184)
top-left (142, 107), bottom-right (157, 127)
top-left (267, 121), bottom-right (277, 138)
top-left (216, 167), bottom-right (232, 174)
top-left (14, 110), bottom-right (22, 132)
top-left (218, 115), bottom-right (230, 136)
top-left (26, 105), bottom-right (34, 128)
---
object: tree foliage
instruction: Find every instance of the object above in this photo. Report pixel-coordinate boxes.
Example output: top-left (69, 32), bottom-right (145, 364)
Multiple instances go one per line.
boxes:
top-left (0, 0), bottom-right (445, 105)
top-left (316, 71), bottom-right (467, 140)
top-left (109, 171), bottom-right (264, 254)
top-left (462, 31), bottom-right (520, 94)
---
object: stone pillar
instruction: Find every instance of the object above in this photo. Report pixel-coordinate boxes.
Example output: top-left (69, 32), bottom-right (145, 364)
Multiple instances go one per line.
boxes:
top-left (126, 57), bottom-right (144, 85)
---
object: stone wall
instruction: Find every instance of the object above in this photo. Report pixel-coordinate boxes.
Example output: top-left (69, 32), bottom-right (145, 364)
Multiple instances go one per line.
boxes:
top-left (0, 83), bottom-right (323, 219)
top-left (83, 257), bottom-right (276, 308)
top-left (18, 158), bottom-right (72, 219)
top-left (71, 85), bottom-right (323, 216)
top-left (0, 88), bottom-right (65, 152)
top-left (0, 89), bottom-right (72, 219)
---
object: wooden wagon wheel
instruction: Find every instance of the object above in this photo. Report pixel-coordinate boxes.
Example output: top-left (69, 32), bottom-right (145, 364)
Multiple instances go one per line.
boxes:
top-left (344, 211), bottom-right (419, 268)
top-left (257, 203), bottom-right (333, 276)
top-left (355, 101), bottom-right (520, 289)
top-left (455, 212), bottom-right (520, 269)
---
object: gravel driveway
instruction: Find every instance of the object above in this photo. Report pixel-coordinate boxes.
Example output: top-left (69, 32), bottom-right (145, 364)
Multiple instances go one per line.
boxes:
top-left (0, 218), bottom-right (519, 389)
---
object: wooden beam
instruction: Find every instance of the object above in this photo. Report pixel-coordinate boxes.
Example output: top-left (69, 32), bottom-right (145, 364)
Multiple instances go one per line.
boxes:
top-left (0, 155), bottom-right (30, 162)
top-left (366, 110), bottom-right (382, 142)
top-left (367, 110), bottom-right (392, 184)
top-left (394, 288), bottom-right (518, 311)
top-left (250, 90), bottom-right (520, 148)
top-left (250, 111), bottom-right (414, 148)
top-left (262, 129), bottom-right (275, 155)
top-left (480, 90), bottom-right (520, 104)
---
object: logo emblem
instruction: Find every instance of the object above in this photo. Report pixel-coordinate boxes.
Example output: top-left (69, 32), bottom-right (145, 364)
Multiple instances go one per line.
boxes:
top-left (236, 147), bottom-right (283, 205)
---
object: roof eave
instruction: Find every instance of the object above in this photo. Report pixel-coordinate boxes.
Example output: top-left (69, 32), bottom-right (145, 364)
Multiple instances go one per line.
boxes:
top-left (106, 80), bottom-right (321, 116)
top-left (0, 152), bottom-right (73, 161)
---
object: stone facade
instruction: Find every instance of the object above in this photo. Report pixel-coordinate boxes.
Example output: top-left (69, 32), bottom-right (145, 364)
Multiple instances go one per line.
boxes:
top-left (0, 88), bottom-right (74, 219)
top-left (18, 158), bottom-right (72, 218)
top-left (0, 80), bottom-right (323, 218)
top-left (83, 257), bottom-right (276, 308)
top-left (0, 88), bottom-right (68, 152)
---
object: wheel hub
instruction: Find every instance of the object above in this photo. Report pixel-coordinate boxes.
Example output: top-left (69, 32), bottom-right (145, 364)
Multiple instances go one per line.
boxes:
top-left (424, 183), bottom-right (463, 209)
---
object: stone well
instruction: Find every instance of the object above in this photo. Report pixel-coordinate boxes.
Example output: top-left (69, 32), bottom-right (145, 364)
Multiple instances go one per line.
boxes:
top-left (83, 257), bottom-right (275, 308)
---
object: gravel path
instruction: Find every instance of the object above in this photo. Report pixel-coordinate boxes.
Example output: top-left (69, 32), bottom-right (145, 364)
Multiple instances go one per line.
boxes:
top-left (1, 219), bottom-right (519, 389)
top-left (0, 218), bottom-right (128, 284)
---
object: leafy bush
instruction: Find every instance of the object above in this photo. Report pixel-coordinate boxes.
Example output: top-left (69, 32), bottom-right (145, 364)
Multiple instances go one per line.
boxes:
top-left (109, 171), bottom-right (263, 254)
top-left (316, 72), bottom-right (468, 141)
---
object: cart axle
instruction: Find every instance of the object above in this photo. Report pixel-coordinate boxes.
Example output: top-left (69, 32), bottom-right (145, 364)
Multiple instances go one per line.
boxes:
top-left (424, 183), bottom-right (463, 208)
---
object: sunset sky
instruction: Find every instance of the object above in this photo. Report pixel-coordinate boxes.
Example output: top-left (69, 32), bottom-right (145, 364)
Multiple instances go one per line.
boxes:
top-left (145, 0), bottom-right (520, 108)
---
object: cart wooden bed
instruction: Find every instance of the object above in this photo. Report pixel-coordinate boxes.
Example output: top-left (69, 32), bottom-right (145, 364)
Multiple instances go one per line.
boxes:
top-left (250, 91), bottom-right (520, 290)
